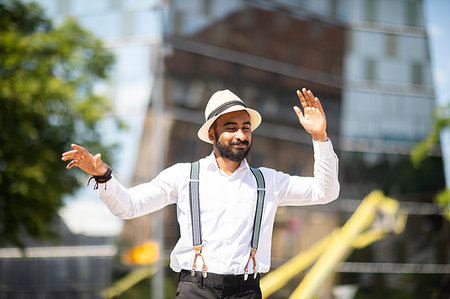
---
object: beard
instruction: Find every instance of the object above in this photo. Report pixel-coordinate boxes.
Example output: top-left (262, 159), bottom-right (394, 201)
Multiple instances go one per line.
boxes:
top-left (215, 134), bottom-right (252, 163)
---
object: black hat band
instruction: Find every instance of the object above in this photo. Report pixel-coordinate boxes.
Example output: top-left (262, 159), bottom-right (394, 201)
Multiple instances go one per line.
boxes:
top-left (207, 101), bottom-right (247, 121)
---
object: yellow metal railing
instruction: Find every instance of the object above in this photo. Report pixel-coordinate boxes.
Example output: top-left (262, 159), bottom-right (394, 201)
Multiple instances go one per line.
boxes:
top-left (261, 190), bottom-right (407, 299)
top-left (101, 265), bottom-right (156, 298)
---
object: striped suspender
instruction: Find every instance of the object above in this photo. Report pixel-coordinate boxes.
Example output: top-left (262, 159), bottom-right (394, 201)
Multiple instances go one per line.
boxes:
top-left (189, 161), bottom-right (202, 246)
top-left (244, 167), bottom-right (266, 280)
top-left (189, 161), bottom-right (266, 280)
top-left (189, 161), bottom-right (207, 278)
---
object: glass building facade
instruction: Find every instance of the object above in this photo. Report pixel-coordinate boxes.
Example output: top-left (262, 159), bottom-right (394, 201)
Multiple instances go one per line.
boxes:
top-left (340, 0), bottom-right (434, 154)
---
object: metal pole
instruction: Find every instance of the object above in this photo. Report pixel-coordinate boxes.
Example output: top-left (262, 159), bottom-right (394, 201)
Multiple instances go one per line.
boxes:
top-left (150, 3), bottom-right (168, 297)
top-left (150, 54), bottom-right (165, 299)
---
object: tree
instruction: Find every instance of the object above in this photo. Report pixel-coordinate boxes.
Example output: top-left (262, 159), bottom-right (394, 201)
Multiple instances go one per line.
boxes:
top-left (0, 0), bottom-right (121, 247)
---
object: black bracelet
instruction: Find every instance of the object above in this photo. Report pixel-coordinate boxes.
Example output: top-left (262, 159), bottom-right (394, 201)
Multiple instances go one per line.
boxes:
top-left (87, 167), bottom-right (112, 190)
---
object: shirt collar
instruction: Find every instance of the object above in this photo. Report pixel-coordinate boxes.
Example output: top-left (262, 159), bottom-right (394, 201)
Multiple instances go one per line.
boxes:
top-left (205, 151), bottom-right (250, 175)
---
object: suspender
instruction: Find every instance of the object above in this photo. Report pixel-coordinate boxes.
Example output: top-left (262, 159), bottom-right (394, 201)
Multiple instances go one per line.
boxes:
top-left (249, 167), bottom-right (266, 250)
top-left (189, 161), bottom-right (266, 280)
top-left (189, 161), bottom-right (202, 246)
top-left (245, 167), bottom-right (266, 280)
top-left (189, 161), bottom-right (207, 277)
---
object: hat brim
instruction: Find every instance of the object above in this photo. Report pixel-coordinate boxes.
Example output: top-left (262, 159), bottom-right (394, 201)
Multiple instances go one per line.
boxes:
top-left (197, 106), bottom-right (262, 144)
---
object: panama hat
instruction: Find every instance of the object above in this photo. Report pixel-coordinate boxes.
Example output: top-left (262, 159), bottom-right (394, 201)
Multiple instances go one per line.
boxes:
top-left (197, 89), bottom-right (262, 144)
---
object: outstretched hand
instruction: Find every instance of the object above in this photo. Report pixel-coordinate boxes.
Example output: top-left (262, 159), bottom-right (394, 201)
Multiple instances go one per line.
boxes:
top-left (61, 144), bottom-right (108, 176)
top-left (293, 88), bottom-right (328, 142)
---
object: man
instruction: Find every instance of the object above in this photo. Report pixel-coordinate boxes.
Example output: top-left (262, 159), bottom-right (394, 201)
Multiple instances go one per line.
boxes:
top-left (62, 88), bottom-right (339, 298)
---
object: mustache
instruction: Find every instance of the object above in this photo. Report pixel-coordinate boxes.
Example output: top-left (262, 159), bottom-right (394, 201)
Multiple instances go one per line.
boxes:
top-left (229, 140), bottom-right (249, 146)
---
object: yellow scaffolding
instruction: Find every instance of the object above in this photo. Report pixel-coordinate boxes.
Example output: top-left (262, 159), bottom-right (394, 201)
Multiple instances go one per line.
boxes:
top-left (261, 190), bottom-right (407, 299)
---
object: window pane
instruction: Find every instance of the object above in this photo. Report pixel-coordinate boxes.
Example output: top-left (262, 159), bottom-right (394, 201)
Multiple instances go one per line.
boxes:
top-left (365, 58), bottom-right (376, 80)
top-left (406, 1), bottom-right (418, 27)
top-left (385, 34), bottom-right (397, 57)
top-left (412, 63), bottom-right (423, 85)
top-left (365, 0), bottom-right (376, 22)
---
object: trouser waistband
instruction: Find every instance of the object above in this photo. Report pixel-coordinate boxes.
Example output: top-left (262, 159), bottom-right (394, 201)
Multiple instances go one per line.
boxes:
top-left (179, 269), bottom-right (260, 289)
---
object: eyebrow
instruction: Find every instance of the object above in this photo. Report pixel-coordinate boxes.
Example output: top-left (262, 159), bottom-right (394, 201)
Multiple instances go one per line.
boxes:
top-left (223, 121), bottom-right (251, 127)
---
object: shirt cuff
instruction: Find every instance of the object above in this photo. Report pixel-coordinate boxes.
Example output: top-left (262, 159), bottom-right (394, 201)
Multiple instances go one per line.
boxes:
top-left (313, 138), bottom-right (337, 159)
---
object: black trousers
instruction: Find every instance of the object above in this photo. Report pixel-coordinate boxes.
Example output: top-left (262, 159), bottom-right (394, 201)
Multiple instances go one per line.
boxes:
top-left (176, 270), bottom-right (262, 299)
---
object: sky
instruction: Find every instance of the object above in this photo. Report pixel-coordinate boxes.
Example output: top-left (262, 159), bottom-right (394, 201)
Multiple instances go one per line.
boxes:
top-left (58, 0), bottom-right (450, 237)
top-left (423, 0), bottom-right (450, 185)
top-left (424, 0), bottom-right (450, 107)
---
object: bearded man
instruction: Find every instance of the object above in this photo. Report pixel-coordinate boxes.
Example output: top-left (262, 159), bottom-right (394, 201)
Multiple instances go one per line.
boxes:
top-left (62, 88), bottom-right (339, 298)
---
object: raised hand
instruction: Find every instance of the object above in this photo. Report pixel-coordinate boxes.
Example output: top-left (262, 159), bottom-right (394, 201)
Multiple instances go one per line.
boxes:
top-left (293, 88), bottom-right (328, 142)
top-left (61, 144), bottom-right (108, 176)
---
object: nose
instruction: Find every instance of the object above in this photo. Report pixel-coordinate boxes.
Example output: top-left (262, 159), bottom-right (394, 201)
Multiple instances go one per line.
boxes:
top-left (235, 128), bottom-right (246, 140)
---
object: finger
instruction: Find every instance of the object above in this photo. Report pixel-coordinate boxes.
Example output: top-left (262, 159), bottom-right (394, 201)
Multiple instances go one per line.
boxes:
top-left (62, 149), bottom-right (82, 159)
top-left (62, 149), bottom-right (78, 156)
top-left (302, 88), bottom-right (312, 107)
top-left (293, 106), bottom-right (304, 122)
top-left (61, 150), bottom-right (79, 159)
top-left (61, 154), bottom-right (79, 161)
top-left (71, 143), bottom-right (89, 155)
top-left (296, 90), bottom-right (308, 109)
top-left (61, 155), bottom-right (73, 161)
top-left (306, 89), bottom-right (317, 108)
top-left (314, 97), bottom-right (325, 115)
top-left (66, 160), bottom-right (78, 169)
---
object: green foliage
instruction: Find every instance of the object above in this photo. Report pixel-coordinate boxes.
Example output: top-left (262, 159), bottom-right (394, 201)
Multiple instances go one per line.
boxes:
top-left (411, 105), bottom-right (450, 220)
top-left (0, 0), bottom-right (119, 247)
top-left (411, 105), bottom-right (450, 168)
top-left (435, 189), bottom-right (450, 220)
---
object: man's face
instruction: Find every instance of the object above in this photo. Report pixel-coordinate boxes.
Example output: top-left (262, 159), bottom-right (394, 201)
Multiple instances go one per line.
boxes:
top-left (209, 110), bottom-right (252, 162)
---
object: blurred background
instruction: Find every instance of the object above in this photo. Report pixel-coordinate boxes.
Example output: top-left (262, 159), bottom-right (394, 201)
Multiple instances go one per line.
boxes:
top-left (0, 0), bottom-right (449, 298)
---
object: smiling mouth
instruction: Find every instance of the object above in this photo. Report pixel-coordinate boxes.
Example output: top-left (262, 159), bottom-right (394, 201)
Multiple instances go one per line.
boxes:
top-left (233, 145), bottom-right (250, 154)
top-left (231, 144), bottom-right (248, 151)
top-left (230, 140), bottom-right (249, 146)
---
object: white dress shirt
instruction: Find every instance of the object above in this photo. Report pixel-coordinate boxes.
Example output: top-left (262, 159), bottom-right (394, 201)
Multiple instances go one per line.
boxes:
top-left (98, 139), bottom-right (339, 275)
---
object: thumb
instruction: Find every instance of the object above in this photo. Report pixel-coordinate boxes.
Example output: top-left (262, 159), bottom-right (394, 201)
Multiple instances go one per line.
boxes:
top-left (93, 153), bottom-right (108, 175)
top-left (293, 106), bottom-right (304, 122)
top-left (94, 153), bottom-right (102, 166)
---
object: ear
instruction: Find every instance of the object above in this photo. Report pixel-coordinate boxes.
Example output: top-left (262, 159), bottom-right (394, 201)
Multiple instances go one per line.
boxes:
top-left (208, 127), bottom-right (215, 142)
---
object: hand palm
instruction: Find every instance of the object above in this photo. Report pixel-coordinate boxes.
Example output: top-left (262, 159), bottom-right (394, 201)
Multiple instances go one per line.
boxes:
top-left (293, 89), bottom-right (327, 141)
top-left (300, 107), bottom-right (326, 135)
top-left (61, 144), bottom-right (108, 176)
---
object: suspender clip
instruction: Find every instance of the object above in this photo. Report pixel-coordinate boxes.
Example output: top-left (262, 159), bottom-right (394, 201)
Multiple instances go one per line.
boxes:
top-left (244, 247), bottom-right (258, 281)
top-left (191, 245), bottom-right (208, 278)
